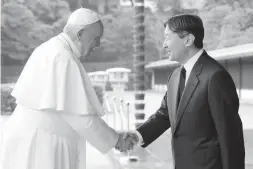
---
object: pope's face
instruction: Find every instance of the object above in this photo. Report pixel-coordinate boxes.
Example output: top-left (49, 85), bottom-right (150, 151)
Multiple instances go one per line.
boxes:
top-left (90, 24), bottom-right (103, 50)
top-left (80, 22), bottom-right (103, 60)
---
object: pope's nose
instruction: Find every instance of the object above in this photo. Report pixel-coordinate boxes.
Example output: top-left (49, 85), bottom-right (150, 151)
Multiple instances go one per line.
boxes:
top-left (163, 41), bottom-right (168, 49)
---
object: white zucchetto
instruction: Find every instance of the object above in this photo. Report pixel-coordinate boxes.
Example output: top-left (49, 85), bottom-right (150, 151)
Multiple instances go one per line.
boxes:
top-left (66, 8), bottom-right (100, 26)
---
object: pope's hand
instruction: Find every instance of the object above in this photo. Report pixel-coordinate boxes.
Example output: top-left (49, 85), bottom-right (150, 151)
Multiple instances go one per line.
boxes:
top-left (115, 132), bottom-right (139, 152)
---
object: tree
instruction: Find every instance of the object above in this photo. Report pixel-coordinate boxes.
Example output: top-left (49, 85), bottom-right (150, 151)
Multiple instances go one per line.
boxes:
top-left (145, 11), bottom-right (165, 59)
top-left (1, 0), bottom-right (70, 63)
top-left (25, 0), bottom-right (70, 24)
top-left (2, 0), bottom-right (253, 65)
top-left (132, 0), bottom-right (146, 127)
top-left (1, 2), bottom-right (37, 61)
top-left (218, 5), bottom-right (253, 48)
top-left (199, 3), bottom-right (233, 49)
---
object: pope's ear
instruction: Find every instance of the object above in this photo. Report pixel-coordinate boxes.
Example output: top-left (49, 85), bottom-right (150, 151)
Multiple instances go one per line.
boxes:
top-left (77, 29), bottom-right (84, 39)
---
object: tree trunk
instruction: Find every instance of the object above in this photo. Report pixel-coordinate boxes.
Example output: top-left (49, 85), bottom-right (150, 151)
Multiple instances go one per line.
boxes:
top-left (133, 0), bottom-right (145, 128)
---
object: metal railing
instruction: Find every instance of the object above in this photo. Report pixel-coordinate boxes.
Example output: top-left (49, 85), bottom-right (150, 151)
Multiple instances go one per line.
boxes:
top-left (104, 94), bottom-right (131, 132)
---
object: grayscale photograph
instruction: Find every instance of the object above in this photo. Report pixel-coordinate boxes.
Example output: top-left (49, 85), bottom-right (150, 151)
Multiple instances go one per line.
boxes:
top-left (1, 0), bottom-right (253, 169)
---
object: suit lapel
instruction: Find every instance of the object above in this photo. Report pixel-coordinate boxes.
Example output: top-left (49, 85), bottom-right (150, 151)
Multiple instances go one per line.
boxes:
top-left (173, 53), bottom-right (205, 135)
top-left (173, 72), bottom-right (199, 134)
top-left (167, 68), bottom-right (181, 133)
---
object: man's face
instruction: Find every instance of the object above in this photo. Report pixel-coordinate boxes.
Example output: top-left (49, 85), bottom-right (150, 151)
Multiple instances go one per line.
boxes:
top-left (163, 26), bottom-right (187, 63)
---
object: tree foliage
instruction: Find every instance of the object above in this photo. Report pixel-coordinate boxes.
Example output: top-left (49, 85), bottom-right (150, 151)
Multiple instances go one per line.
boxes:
top-left (1, 0), bottom-right (70, 63)
top-left (1, 2), bottom-right (37, 60)
top-left (1, 0), bottom-right (253, 65)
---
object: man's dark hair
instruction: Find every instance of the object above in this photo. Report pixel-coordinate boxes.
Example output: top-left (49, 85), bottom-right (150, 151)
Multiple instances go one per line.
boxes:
top-left (164, 14), bottom-right (204, 49)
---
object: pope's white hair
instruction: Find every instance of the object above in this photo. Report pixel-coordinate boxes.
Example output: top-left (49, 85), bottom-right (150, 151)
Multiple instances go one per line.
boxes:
top-left (63, 24), bottom-right (84, 40)
top-left (63, 20), bottom-right (102, 41)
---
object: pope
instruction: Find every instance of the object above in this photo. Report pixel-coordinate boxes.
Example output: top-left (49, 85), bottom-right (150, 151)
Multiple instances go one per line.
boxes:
top-left (0, 8), bottom-right (136, 169)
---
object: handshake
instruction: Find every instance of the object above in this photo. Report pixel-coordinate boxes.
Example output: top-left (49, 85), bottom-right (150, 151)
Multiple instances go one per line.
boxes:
top-left (115, 131), bottom-right (140, 152)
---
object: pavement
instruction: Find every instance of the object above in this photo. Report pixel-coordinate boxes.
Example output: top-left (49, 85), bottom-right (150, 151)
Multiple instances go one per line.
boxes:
top-left (1, 91), bottom-right (253, 169)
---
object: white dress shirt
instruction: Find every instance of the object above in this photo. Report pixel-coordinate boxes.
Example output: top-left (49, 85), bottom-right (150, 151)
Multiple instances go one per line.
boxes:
top-left (134, 49), bottom-right (204, 147)
top-left (183, 49), bottom-right (204, 85)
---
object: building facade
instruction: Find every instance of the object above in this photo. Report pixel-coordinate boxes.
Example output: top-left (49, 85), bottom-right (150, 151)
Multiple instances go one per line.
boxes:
top-left (106, 67), bottom-right (131, 91)
top-left (88, 71), bottom-right (109, 90)
top-left (88, 67), bottom-right (132, 91)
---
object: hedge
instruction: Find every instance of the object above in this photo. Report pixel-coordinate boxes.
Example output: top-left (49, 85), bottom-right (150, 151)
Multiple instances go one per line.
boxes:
top-left (1, 85), bottom-right (104, 115)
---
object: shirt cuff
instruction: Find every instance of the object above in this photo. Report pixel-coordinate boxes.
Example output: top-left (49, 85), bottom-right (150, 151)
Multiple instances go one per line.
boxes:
top-left (132, 130), bottom-right (144, 146)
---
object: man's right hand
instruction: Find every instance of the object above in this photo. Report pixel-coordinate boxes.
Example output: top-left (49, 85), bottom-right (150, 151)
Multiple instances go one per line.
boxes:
top-left (115, 132), bottom-right (139, 152)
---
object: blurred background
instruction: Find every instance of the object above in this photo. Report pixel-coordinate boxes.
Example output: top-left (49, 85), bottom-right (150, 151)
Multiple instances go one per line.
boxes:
top-left (1, 0), bottom-right (253, 169)
top-left (2, 0), bottom-right (253, 82)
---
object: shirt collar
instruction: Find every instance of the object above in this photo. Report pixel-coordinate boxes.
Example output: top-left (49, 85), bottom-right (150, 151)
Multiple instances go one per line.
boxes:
top-left (183, 49), bottom-right (204, 73)
top-left (61, 32), bottom-right (81, 58)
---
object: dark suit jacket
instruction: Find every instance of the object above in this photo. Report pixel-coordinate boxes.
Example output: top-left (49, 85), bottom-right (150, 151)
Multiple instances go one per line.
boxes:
top-left (137, 51), bottom-right (245, 169)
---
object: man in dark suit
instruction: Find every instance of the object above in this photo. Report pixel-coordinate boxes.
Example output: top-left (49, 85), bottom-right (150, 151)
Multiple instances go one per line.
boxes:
top-left (121, 14), bottom-right (245, 169)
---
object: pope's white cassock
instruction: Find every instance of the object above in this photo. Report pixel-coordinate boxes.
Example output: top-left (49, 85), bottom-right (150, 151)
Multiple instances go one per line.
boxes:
top-left (0, 24), bottom-right (119, 169)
